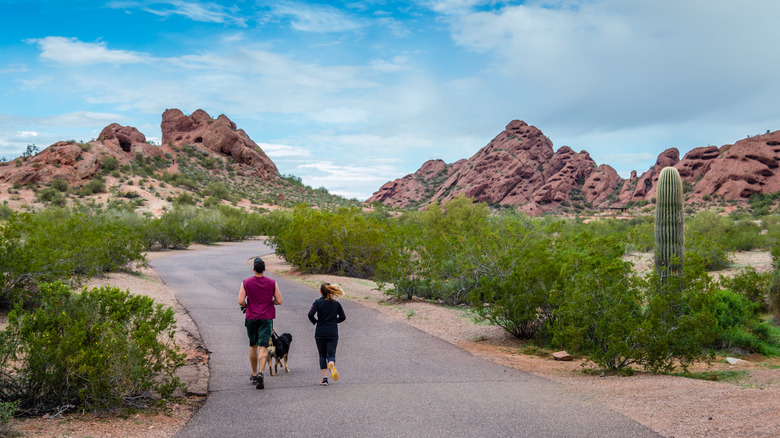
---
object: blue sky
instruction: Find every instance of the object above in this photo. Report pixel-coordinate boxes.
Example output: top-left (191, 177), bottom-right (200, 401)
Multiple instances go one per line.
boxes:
top-left (1, 0), bottom-right (779, 200)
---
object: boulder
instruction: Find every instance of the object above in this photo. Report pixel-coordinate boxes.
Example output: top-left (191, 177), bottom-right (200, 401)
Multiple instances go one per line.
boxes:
top-left (98, 123), bottom-right (147, 152)
top-left (552, 351), bottom-right (573, 361)
top-left (161, 109), bottom-right (278, 180)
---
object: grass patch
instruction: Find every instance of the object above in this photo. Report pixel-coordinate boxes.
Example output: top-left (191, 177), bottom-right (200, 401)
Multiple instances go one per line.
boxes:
top-left (671, 370), bottom-right (749, 383)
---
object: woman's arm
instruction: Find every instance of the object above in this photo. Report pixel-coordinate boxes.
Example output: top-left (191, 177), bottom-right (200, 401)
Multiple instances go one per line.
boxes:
top-left (307, 302), bottom-right (318, 325)
top-left (336, 302), bottom-right (346, 323)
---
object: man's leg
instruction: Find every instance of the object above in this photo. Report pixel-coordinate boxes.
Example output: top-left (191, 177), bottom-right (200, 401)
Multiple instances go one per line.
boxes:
top-left (258, 346), bottom-right (268, 373)
top-left (249, 345), bottom-right (258, 376)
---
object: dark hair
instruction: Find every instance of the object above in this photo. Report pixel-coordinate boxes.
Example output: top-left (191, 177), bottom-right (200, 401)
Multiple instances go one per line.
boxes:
top-left (253, 258), bottom-right (265, 273)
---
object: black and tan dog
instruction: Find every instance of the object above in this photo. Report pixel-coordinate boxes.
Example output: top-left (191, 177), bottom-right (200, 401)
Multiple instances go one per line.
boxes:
top-left (266, 330), bottom-right (292, 376)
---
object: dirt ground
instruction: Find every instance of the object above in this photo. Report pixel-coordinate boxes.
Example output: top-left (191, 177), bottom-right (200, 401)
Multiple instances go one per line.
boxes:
top-left (6, 245), bottom-right (780, 438)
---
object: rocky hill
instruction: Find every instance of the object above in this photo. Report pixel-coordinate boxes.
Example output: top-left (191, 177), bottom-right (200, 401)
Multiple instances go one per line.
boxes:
top-left (367, 120), bottom-right (780, 214)
top-left (0, 109), bottom-right (354, 214)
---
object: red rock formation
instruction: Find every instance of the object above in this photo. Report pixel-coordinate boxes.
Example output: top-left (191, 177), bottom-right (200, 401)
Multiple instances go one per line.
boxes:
top-left (583, 165), bottom-right (622, 205)
top-left (368, 120), bottom-right (622, 211)
top-left (692, 132), bottom-right (780, 199)
top-left (0, 141), bottom-right (111, 186)
top-left (618, 148), bottom-right (680, 202)
top-left (366, 159), bottom-right (457, 207)
top-left (533, 147), bottom-right (596, 205)
top-left (161, 109), bottom-right (277, 180)
top-left (99, 123), bottom-right (146, 152)
top-left (367, 123), bottom-right (780, 213)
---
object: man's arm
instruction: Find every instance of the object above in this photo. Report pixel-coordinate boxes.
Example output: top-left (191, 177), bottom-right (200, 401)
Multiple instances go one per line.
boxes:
top-left (238, 283), bottom-right (247, 307)
top-left (272, 283), bottom-right (283, 305)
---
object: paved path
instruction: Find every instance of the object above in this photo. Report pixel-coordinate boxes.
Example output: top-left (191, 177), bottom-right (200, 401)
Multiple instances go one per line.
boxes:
top-left (151, 240), bottom-right (659, 437)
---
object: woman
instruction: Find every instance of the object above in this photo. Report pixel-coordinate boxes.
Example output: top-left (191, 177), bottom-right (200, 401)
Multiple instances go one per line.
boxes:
top-left (307, 283), bottom-right (346, 386)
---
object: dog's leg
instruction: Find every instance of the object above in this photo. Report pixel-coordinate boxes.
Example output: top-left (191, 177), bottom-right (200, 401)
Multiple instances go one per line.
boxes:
top-left (283, 354), bottom-right (289, 373)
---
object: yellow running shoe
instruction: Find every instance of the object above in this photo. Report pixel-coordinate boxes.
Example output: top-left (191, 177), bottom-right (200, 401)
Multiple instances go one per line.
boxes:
top-left (328, 362), bottom-right (339, 381)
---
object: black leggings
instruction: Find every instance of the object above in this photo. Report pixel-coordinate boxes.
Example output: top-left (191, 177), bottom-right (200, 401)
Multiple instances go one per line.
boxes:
top-left (315, 336), bottom-right (338, 370)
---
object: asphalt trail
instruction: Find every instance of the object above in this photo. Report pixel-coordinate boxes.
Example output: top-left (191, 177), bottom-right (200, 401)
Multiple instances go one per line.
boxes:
top-left (150, 240), bottom-right (659, 437)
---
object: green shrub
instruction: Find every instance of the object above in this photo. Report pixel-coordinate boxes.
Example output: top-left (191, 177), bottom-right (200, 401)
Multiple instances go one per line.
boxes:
top-left (0, 204), bottom-right (11, 220)
top-left (718, 267), bottom-right (771, 311)
top-left (203, 196), bottom-right (221, 208)
top-left (101, 156), bottom-right (120, 171)
top-left (0, 401), bottom-right (17, 434)
top-left (173, 192), bottom-right (197, 206)
top-left (36, 188), bottom-right (65, 204)
top-left (551, 232), bottom-right (645, 371)
top-left (141, 211), bottom-right (194, 250)
top-left (711, 289), bottom-right (778, 355)
top-left (0, 282), bottom-right (184, 414)
top-left (0, 209), bottom-right (145, 307)
top-left (270, 205), bottom-right (391, 278)
top-left (80, 178), bottom-right (106, 195)
top-left (51, 178), bottom-right (69, 192)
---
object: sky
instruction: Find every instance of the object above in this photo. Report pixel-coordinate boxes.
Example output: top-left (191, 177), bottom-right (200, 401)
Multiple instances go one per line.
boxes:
top-left (1, 1), bottom-right (779, 200)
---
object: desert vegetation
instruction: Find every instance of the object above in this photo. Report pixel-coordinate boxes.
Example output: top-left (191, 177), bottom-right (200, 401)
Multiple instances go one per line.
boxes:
top-left (0, 203), bottom-right (291, 424)
top-left (270, 195), bottom-right (780, 375)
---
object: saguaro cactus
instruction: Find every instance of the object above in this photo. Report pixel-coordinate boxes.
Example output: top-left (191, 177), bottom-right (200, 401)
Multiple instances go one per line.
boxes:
top-left (654, 166), bottom-right (684, 280)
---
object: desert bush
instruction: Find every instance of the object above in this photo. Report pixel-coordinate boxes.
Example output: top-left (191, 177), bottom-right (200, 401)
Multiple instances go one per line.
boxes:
top-left (711, 289), bottom-right (778, 355)
top-left (203, 196), bottom-right (221, 208)
top-left (0, 204), bottom-right (11, 220)
top-left (634, 258), bottom-right (719, 373)
top-left (0, 401), bottom-right (16, 435)
top-left (80, 178), bottom-right (106, 195)
top-left (550, 231), bottom-right (644, 371)
top-left (51, 178), bottom-right (68, 192)
top-left (468, 218), bottom-right (560, 339)
top-left (35, 188), bottom-right (65, 206)
top-left (687, 211), bottom-right (765, 264)
top-left (205, 182), bottom-right (230, 200)
top-left (0, 282), bottom-right (184, 414)
top-left (173, 192), bottom-right (197, 206)
top-left (101, 156), bottom-right (120, 171)
top-left (141, 210), bottom-right (194, 250)
top-left (718, 267), bottom-right (772, 311)
top-left (250, 210), bottom-right (292, 238)
top-left (270, 205), bottom-right (391, 278)
top-left (0, 209), bottom-right (145, 307)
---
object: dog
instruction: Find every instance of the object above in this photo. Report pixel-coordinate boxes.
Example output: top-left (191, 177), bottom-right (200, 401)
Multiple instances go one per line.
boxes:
top-left (266, 330), bottom-right (292, 376)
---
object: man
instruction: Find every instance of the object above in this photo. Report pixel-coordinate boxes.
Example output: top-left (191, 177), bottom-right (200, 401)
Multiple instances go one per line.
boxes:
top-left (238, 257), bottom-right (282, 389)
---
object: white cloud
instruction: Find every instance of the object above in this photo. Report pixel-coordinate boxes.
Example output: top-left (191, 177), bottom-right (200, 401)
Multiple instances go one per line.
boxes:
top-left (28, 37), bottom-right (151, 65)
top-left (297, 160), bottom-right (400, 199)
top-left (258, 142), bottom-right (311, 158)
top-left (369, 56), bottom-right (410, 72)
top-left (107, 0), bottom-right (247, 26)
top-left (267, 2), bottom-right (366, 33)
top-left (446, 0), bottom-right (780, 131)
top-left (0, 112), bottom-right (126, 158)
top-left (1, 63), bottom-right (29, 73)
top-left (421, 0), bottom-right (489, 16)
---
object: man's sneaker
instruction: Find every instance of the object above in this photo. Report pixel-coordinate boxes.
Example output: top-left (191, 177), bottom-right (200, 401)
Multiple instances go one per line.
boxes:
top-left (328, 362), bottom-right (339, 381)
top-left (250, 374), bottom-right (258, 382)
top-left (319, 377), bottom-right (328, 386)
top-left (255, 373), bottom-right (264, 389)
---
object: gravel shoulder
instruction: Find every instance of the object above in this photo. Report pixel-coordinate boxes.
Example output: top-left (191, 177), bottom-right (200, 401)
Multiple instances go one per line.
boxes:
top-left (8, 245), bottom-right (780, 438)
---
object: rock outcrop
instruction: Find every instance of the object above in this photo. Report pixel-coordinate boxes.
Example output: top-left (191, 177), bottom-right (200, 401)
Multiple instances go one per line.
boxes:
top-left (368, 121), bottom-right (780, 213)
top-left (690, 132), bottom-right (780, 199)
top-left (0, 122), bottom-right (150, 186)
top-left (0, 109), bottom-right (280, 188)
top-left (161, 109), bottom-right (277, 180)
top-left (368, 120), bottom-right (620, 212)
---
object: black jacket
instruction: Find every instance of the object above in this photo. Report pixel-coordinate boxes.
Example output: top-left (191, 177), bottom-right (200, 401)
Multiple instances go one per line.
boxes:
top-left (308, 298), bottom-right (346, 338)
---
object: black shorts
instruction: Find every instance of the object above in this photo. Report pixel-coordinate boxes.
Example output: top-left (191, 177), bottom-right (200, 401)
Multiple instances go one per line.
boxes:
top-left (245, 319), bottom-right (273, 347)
